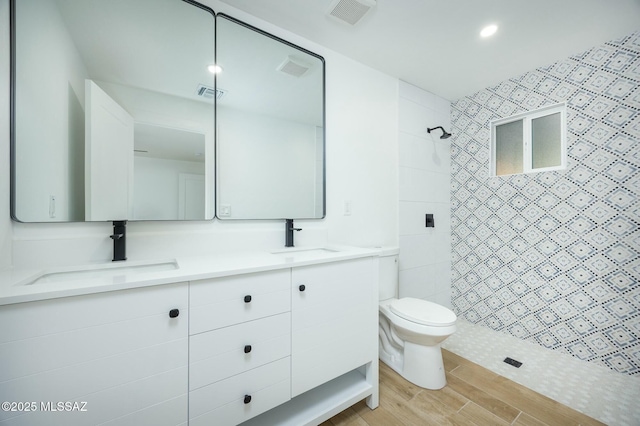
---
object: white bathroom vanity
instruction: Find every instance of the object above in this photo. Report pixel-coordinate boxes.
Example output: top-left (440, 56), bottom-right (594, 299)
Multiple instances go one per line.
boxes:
top-left (0, 246), bottom-right (380, 426)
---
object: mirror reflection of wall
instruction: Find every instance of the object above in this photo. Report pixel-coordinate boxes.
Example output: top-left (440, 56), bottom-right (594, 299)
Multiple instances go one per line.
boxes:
top-left (133, 124), bottom-right (206, 220)
top-left (215, 14), bottom-right (325, 220)
top-left (11, 0), bottom-right (215, 222)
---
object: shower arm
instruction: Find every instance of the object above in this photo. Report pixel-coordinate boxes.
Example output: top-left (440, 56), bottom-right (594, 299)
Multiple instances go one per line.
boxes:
top-left (427, 126), bottom-right (452, 139)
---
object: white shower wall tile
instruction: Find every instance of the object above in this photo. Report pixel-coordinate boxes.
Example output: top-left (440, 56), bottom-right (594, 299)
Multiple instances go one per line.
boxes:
top-left (399, 261), bottom-right (451, 300)
top-left (398, 99), bottom-right (427, 135)
top-left (399, 132), bottom-right (451, 173)
top-left (398, 81), bottom-right (452, 306)
top-left (429, 261), bottom-right (453, 293)
top-left (399, 234), bottom-right (428, 270)
top-left (399, 167), bottom-right (451, 203)
top-left (425, 262), bottom-right (452, 298)
top-left (399, 265), bottom-right (438, 299)
top-left (399, 101), bottom-right (450, 138)
top-left (399, 80), bottom-right (452, 116)
top-left (399, 201), bottom-right (451, 236)
top-left (399, 233), bottom-right (451, 269)
top-left (429, 288), bottom-right (453, 310)
top-left (398, 132), bottom-right (427, 169)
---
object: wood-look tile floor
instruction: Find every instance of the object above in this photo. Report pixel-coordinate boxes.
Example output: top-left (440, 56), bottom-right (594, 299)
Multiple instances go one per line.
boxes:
top-left (323, 349), bottom-right (605, 426)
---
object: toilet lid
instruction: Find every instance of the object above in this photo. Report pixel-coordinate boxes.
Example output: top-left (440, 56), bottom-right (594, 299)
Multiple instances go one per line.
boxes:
top-left (390, 297), bottom-right (457, 326)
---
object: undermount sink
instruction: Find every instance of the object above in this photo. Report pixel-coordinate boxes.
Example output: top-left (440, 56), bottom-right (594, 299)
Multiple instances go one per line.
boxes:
top-left (271, 247), bottom-right (340, 257)
top-left (22, 260), bottom-right (179, 286)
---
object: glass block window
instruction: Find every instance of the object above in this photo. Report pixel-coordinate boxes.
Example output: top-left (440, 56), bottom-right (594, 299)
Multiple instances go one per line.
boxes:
top-left (491, 104), bottom-right (566, 176)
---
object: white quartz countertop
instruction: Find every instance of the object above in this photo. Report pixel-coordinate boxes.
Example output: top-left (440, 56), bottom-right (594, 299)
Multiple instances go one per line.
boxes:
top-left (0, 245), bottom-right (385, 305)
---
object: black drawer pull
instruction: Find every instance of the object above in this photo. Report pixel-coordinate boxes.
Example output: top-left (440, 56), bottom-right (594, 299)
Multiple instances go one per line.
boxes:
top-left (244, 345), bottom-right (252, 354)
top-left (244, 394), bottom-right (252, 404)
top-left (169, 309), bottom-right (179, 318)
top-left (299, 284), bottom-right (306, 292)
top-left (244, 295), bottom-right (252, 303)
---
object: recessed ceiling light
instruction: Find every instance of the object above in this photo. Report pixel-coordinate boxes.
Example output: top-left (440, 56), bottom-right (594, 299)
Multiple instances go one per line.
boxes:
top-left (207, 64), bottom-right (223, 74)
top-left (480, 24), bottom-right (498, 38)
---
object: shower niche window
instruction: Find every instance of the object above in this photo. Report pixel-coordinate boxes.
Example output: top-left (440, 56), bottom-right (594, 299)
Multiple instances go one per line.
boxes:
top-left (491, 103), bottom-right (567, 176)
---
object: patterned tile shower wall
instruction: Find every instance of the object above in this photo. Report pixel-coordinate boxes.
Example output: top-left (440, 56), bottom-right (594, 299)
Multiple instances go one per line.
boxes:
top-left (450, 31), bottom-right (639, 375)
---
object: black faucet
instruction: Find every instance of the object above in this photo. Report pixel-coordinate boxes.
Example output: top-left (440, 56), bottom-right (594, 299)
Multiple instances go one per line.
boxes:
top-left (110, 220), bottom-right (127, 261)
top-left (285, 219), bottom-right (302, 247)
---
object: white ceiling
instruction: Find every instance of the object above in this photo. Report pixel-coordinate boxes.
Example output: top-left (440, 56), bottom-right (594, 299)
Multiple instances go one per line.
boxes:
top-left (219, 0), bottom-right (640, 101)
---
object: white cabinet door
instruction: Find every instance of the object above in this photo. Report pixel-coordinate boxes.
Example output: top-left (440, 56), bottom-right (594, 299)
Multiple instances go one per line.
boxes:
top-left (0, 283), bottom-right (189, 426)
top-left (291, 258), bottom-right (376, 397)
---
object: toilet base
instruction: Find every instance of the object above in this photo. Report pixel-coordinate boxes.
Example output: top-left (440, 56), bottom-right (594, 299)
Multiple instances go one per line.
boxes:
top-left (378, 314), bottom-right (449, 390)
top-left (380, 341), bottom-right (446, 390)
top-left (403, 341), bottom-right (446, 389)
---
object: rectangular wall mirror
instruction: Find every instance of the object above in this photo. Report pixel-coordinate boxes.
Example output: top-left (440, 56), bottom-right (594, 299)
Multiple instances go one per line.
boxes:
top-left (215, 14), bottom-right (325, 220)
top-left (11, 0), bottom-right (216, 222)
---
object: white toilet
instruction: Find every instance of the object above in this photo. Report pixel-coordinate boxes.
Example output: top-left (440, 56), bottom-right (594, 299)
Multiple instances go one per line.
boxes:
top-left (378, 249), bottom-right (457, 390)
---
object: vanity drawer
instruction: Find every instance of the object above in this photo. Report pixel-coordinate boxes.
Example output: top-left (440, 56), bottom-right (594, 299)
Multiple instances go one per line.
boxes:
top-left (190, 270), bottom-right (290, 335)
top-left (189, 313), bottom-right (291, 390)
top-left (189, 357), bottom-right (291, 426)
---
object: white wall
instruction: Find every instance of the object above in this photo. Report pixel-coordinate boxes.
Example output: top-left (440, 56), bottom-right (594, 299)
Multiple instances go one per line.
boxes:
top-left (324, 52), bottom-right (399, 247)
top-left (398, 81), bottom-right (452, 308)
top-left (217, 106), bottom-right (317, 218)
top-left (133, 157), bottom-right (205, 220)
top-left (1, 0), bottom-right (399, 270)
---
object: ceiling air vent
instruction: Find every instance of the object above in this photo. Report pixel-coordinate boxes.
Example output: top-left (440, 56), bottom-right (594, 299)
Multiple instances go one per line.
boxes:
top-left (327, 0), bottom-right (376, 26)
top-left (277, 56), bottom-right (311, 78)
top-left (196, 84), bottom-right (226, 100)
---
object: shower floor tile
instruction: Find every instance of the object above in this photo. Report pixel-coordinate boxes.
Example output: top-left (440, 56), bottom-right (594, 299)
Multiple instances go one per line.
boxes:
top-left (441, 318), bottom-right (639, 425)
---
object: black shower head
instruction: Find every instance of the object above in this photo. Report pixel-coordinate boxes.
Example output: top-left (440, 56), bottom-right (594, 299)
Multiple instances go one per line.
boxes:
top-left (427, 126), bottom-right (452, 139)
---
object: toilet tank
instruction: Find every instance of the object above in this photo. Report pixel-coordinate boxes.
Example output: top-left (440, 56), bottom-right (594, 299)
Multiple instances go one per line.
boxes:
top-left (378, 247), bottom-right (399, 301)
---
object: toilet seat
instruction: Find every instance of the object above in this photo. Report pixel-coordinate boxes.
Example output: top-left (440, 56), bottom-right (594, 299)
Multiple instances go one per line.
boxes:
top-left (390, 297), bottom-right (456, 327)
